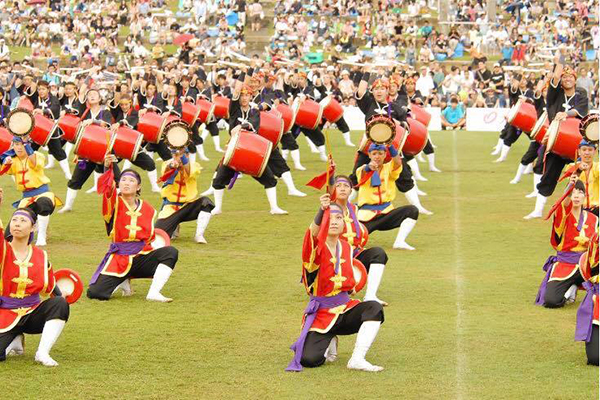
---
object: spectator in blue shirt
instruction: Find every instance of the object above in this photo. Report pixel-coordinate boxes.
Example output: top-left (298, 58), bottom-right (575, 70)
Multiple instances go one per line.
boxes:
top-left (441, 96), bottom-right (466, 130)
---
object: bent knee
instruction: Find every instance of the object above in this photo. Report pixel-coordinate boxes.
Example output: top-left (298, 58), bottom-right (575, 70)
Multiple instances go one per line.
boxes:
top-left (157, 246), bottom-right (179, 268)
top-left (362, 301), bottom-right (385, 322)
top-left (300, 353), bottom-right (326, 368)
top-left (406, 205), bottom-right (419, 220)
top-left (87, 286), bottom-right (111, 301)
top-left (370, 247), bottom-right (388, 265)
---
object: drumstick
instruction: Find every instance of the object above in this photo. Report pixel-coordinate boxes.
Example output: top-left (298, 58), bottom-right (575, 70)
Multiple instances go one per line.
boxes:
top-left (228, 50), bottom-right (252, 62)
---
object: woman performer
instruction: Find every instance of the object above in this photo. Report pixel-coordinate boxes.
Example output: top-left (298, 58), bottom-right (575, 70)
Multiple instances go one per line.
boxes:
top-left (285, 202), bottom-right (385, 372)
top-left (355, 143), bottom-right (420, 250)
top-left (0, 192), bottom-right (70, 367)
top-left (0, 137), bottom-right (62, 246)
top-left (574, 233), bottom-right (598, 366)
top-left (534, 179), bottom-right (598, 308)
top-left (87, 155), bottom-right (178, 302)
top-left (155, 150), bottom-right (214, 243)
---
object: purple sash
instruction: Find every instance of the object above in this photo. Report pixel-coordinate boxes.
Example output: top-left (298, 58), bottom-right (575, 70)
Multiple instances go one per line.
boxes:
top-left (575, 281), bottom-right (598, 342)
top-left (90, 241), bottom-right (146, 285)
top-left (286, 292), bottom-right (351, 372)
top-left (0, 294), bottom-right (41, 309)
top-left (534, 251), bottom-right (582, 306)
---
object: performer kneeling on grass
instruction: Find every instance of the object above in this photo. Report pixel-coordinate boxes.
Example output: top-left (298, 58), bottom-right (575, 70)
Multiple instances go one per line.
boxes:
top-left (0, 194), bottom-right (70, 367)
top-left (155, 150), bottom-right (214, 244)
top-left (286, 203), bottom-right (385, 372)
top-left (318, 174), bottom-right (389, 305)
top-left (87, 155), bottom-right (178, 302)
top-left (0, 137), bottom-right (62, 246)
top-left (356, 144), bottom-right (419, 250)
top-left (535, 179), bottom-right (598, 308)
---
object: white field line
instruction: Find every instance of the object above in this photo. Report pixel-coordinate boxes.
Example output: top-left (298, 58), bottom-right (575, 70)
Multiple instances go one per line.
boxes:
top-left (453, 130), bottom-right (466, 400)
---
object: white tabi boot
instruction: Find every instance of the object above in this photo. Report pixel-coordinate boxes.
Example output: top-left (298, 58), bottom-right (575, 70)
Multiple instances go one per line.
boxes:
top-left (6, 334), bottom-right (24, 356)
top-left (414, 180), bottom-right (427, 196)
top-left (112, 279), bottom-right (133, 297)
top-left (146, 264), bottom-right (174, 302)
top-left (317, 145), bottom-right (328, 162)
top-left (347, 321), bottom-right (384, 372)
top-left (363, 263), bottom-right (388, 305)
top-left (290, 149), bottom-right (306, 171)
top-left (416, 152), bottom-right (426, 162)
top-left (393, 218), bottom-right (417, 250)
top-left (491, 138), bottom-right (503, 155)
top-left (189, 152), bottom-right (197, 164)
top-left (58, 159), bottom-right (72, 180)
top-left (523, 163), bottom-right (533, 174)
top-left (407, 158), bottom-right (427, 181)
top-left (211, 189), bottom-right (224, 215)
top-left (46, 154), bottom-right (56, 169)
top-left (342, 131), bottom-right (355, 147)
top-left (524, 194), bottom-right (547, 219)
top-left (194, 211), bottom-right (212, 244)
top-left (427, 153), bottom-right (442, 172)
top-left (525, 173), bottom-right (542, 198)
top-left (404, 187), bottom-right (433, 215)
top-left (64, 142), bottom-right (74, 158)
top-left (122, 159), bottom-right (132, 170)
top-left (196, 144), bottom-right (209, 161)
top-left (58, 188), bottom-right (77, 213)
top-left (494, 144), bottom-right (510, 163)
top-left (281, 171), bottom-right (306, 197)
top-left (510, 163), bottom-right (527, 184)
top-left (201, 128), bottom-right (209, 142)
top-left (265, 187), bottom-right (288, 215)
top-left (35, 319), bottom-right (66, 367)
top-left (565, 284), bottom-right (578, 304)
top-left (147, 169), bottom-right (161, 193)
top-left (281, 149), bottom-right (289, 160)
top-left (212, 135), bottom-right (224, 153)
top-left (306, 137), bottom-right (319, 153)
top-left (201, 185), bottom-right (215, 196)
top-left (36, 215), bottom-right (50, 246)
top-left (85, 172), bottom-right (100, 194)
top-left (324, 336), bottom-right (338, 362)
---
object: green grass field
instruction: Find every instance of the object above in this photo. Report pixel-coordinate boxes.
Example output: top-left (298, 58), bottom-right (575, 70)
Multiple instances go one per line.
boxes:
top-left (1, 130), bottom-right (598, 399)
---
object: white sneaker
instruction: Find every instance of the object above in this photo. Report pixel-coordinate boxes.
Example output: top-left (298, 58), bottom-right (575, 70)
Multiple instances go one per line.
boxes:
top-left (347, 357), bottom-right (384, 372)
top-left (35, 352), bottom-right (59, 367)
top-left (270, 207), bottom-right (288, 215)
top-left (146, 292), bottom-right (173, 303)
top-left (288, 189), bottom-right (307, 197)
top-left (194, 235), bottom-right (207, 244)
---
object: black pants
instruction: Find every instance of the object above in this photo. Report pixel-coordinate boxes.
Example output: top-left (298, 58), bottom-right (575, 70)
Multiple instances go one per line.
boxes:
top-left (267, 148), bottom-right (290, 177)
top-left (586, 325), bottom-right (599, 366)
top-left (0, 297), bottom-right (70, 362)
top-left (131, 152), bottom-right (156, 172)
top-left (362, 205), bottom-right (419, 233)
top-left (543, 270), bottom-right (585, 308)
top-left (87, 246), bottom-right (179, 301)
top-left (146, 141), bottom-right (172, 161)
top-left (155, 197), bottom-right (214, 237)
top-left (281, 132), bottom-right (299, 151)
top-left (295, 125), bottom-right (325, 147)
top-left (423, 139), bottom-right (434, 155)
top-left (27, 196), bottom-right (55, 216)
top-left (334, 116), bottom-right (350, 133)
top-left (520, 140), bottom-right (541, 166)
top-left (300, 301), bottom-right (384, 368)
top-left (206, 120), bottom-right (220, 137)
top-left (503, 124), bottom-right (522, 147)
top-left (32, 138), bottom-right (67, 161)
top-left (212, 163), bottom-right (277, 190)
top-left (350, 153), bottom-right (415, 193)
top-left (355, 247), bottom-right (388, 271)
top-left (536, 150), bottom-right (570, 197)
top-left (67, 161), bottom-right (106, 190)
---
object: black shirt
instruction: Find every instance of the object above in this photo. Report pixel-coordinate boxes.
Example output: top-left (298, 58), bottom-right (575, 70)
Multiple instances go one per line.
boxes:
top-left (546, 82), bottom-right (588, 122)
top-left (356, 91), bottom-right (407, 122)
top-left (228, 98), bottom-right (260, 133)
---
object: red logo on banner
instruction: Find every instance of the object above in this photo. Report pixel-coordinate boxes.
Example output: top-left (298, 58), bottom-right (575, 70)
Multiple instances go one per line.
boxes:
top-left (484, 112), bottom-right (497, 124)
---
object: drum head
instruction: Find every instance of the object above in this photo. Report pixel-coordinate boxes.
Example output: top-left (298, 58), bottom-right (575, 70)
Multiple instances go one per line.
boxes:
top-left (584, 120), bottom-right (599, 142)
top-left (223, 132), bottom-right (240, 167)
top-left (53, 268), bottom-right (83, 304)
top-left (530, 111), bottom-right (547, 139)
top-left (165, 123), bottom-right (190, 149)
top-left (368, 122), bottom-right (394, 143)
top-left (7, 109), bottom-right (34, 136)
top-left (546, 120), bottom-right (560, 152)
top-left (151, 229), bottom-right (171, 249)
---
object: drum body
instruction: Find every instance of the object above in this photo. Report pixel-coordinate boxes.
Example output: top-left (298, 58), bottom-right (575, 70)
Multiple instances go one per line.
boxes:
top-left (273, 104), bottom-right (296, 133)
top-left (507, 98), bottom-right (537, 133)
top-left (6, 108), bottom-right (34, 137)
top-left (320, 96), bottom-right (344, 123)
top-left (151, 229), bottom-right (171, 249)
top-left (546, 117), bottom-right (582, 161)
top-left (223, 131), bottom-right (272, 177)
top-left (257, 111), bottom-right (284, 145)
top-left (403, 117), bottom-right (428, 156)
top-left (181, 102), bottom-right (202, 126)
top-left (352, 259), bottom-right (368, 293)
top-left (0, 127), bottom-right (13, 154)
top-left (293, 98), bottom-right (323, 130)
top-left (530, 111), bottom-right (548, 143)
top-left (58, 113), bottom-right (81, 143)
top-left (109, 126), bottom-right (144, 161)
top-left (137, 112), bottom-right (168, 143)
top-left (17, 97), bottom-right (34, 111)
top-left (196, 98), bottom-right (215, 124)
top-left (410, 103), bottom-right (432, 128)
top-left (30, 114), bottom-right (58, 146)
top-left (360, 121), bottom-right (408, 162)
top-left (74, 123), bottom-right (111, 164)
top-left (213, 96), bottom-right (230, 119)
top-left (53, 269), bottom-right (83, 304)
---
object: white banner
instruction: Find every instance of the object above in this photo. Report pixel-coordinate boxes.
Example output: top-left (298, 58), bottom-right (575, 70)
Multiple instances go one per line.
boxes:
top-left (465, 108), bottom-right (510, 132)
top-left (343, 106), bottom-right (442, 131)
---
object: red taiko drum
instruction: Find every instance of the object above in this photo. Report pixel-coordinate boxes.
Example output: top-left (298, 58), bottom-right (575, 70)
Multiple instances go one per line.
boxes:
top-left (320, 96), bottom-right (344, 123)
top-left (109, 126), bottom-right (144, 161)
top-left (181, 102), bottom-right (202, 126)
top-left (58, 113), bottom-right (81, 143)
top-left (257, 111), bottom-right (284, 146)
top-left (359, 120), bottom-right (408, 163)
top-left (530, 111), bottom-right (549, 143)
top-left (352, 259), bottom-right (368, 294)
top-left (213, 96), bottom-right (230, 119)
top-left (30, 114), bottom-right (59, 147)
top-left (151, 228), bottom-right (171, 249)
top-left (74, 123), bottom-right (111, 164)
top-left (507, 98), bottom-right (537, 133)
top-left (546, 117), bottom-right (582, 161)
top-left (196, 98), bottom-right (215, 124)
top-left (52, 269), bottom-right (84, 304)
top-left (403, 117), bottom-right (429, 156)
top-left (0, 127), bottom-right (12, 154)
top-left (223, 131), bottom-right (273, 177)
top-left (17, 97), bottom-right (34, 111)
top-left (137, 112), bottom-right (168, 143)
top-left (410, 103), bottom-right (432, 128)
top-left (273, 104), bottom-right (295, 133)
top-left (292, 98), bottom-right (323, 130)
